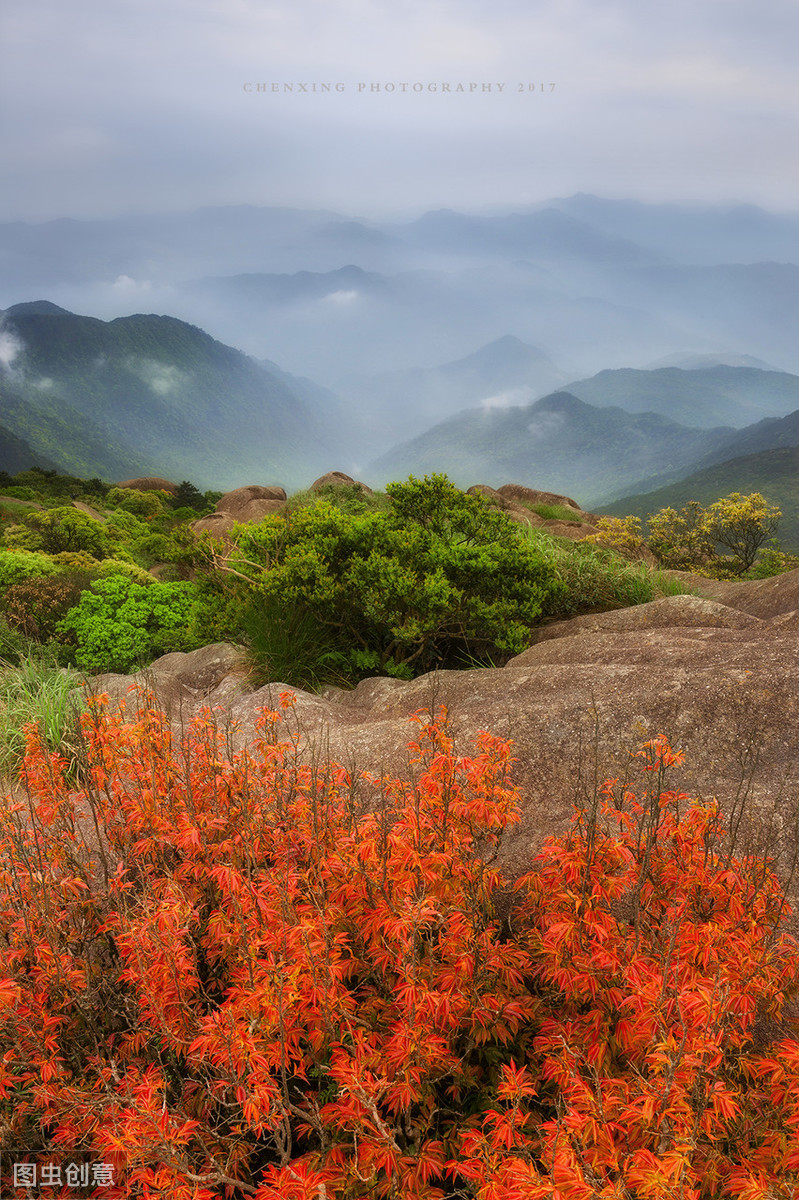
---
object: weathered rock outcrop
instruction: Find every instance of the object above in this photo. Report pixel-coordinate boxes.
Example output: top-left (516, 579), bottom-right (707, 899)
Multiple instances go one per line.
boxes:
top-left (92, 643), bottom-right (248, 714)
top-left (191, 484), bottom-right (288, 539)
top-left (116, 477), bottom-right (178, 494)
top-left (310, 471), bottom-right (373, 493)
top-left (90, 572), bottom-right (799, 885)
top-left (496, 484), bottom-right (585, 513)
top-left (467, 481), bottom-right (604, 543)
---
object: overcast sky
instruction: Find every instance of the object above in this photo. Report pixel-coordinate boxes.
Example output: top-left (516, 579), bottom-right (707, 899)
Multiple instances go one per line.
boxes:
top-left (1, 0), bottom-right (797, 222)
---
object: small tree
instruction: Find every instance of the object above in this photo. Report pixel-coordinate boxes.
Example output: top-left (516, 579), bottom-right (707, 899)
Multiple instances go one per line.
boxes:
top-left (646, 493), bottom-right (782, 576)
top-left (171, 480), bottom-right (207, 512)
top-left (28, 507), bottom-right (116, 559)
top-left (705, 491), bottom-right (782, 572)
top-left (646, 500), bottom-right (716, 572)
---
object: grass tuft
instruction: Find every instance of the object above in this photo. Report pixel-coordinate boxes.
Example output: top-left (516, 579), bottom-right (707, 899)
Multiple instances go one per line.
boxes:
top-left (241, 595), bottom-right (351, 692)
top-left (0, 654), bottom-right (86, 780)
top-left (518, 529), bottom-right (695, 620)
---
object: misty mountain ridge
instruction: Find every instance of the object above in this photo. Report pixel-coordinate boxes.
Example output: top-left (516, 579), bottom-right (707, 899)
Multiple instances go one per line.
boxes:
top-left (542, 194), bottom-right (799, 266)
top-left (4, 194), bottom-right (799, 385)
top-left (395, 207), bottom-right (656, 270)
top-left (0, 303), bottom-right (352, 488)
top-left (563, 365), bottom-right (799, 429)
top-left (343, 335), bottom-right (567, 453)
top-left (6, 298), bottom-right (799, 505)
top-left (366, 390), bottom-right (736, 506)
top-left (3, 193), bottom-right (798, 517)
top-left (172, 259), bottom-right (702, 383)
top-left (644, 351), bottom-right (777, 371)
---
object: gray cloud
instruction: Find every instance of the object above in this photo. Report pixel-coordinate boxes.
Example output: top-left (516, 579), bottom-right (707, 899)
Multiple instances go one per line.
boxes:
top-left (1, 0), bottom-right (797, 220)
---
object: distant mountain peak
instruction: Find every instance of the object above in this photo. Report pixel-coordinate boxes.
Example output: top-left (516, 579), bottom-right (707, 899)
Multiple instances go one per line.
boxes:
top-left (3, 300), bottom-right (73, 318)
top-left (532, 390), bottom-right (590, 413)
top-left (453, 335), bottom-right (556, 370)
top-left (644, 351), bottom-right (777, 371)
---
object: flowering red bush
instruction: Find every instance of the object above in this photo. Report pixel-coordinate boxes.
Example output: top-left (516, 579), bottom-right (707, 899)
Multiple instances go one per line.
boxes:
top-left (0, 697), bottom-right (797, 1198)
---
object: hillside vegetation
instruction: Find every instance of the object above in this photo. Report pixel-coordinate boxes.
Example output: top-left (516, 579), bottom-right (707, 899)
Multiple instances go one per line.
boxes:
top-left (0, 469), bottom-right (695, 739)
top-left (2, 467), bottom-right (799, 1195)
top-left (2, 468), bottom-right (791, 700)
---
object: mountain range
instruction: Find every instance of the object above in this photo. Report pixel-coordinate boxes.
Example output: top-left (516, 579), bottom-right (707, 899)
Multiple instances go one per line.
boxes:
top-left (3, 196), bottom-right (799, 385)
top-left (2, 194), bottom-right (799, 509)
top-left (365, 391), bottom-right (736, 504)
top-left (5, 300), bottom-right (799, 516)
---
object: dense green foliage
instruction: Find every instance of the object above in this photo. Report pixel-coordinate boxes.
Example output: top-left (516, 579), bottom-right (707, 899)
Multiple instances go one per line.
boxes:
top-left (530, 533), bottom-right (690, 617)
top-left (0, 548), bottom-right (60, 588)
top-left (57, 575), bottom-right (200, 674)
top-left (229, 475), bottom-right (564, 680)
top-left (25, 506), bottom-right (117, 557)
top-left (0, 466), bottom-right (110, 503)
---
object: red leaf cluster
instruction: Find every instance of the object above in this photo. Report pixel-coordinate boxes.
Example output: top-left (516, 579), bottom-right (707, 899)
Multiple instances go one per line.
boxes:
top-left (0, 702), bottom-right (797, 1198)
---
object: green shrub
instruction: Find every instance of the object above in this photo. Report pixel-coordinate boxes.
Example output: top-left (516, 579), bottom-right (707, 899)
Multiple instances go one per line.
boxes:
top-left (50, 550), bottom-right (104, 572)
top-left (0, 549), bottom-right (60, 588)
top-left (93, 558), bottom-right (157, 585)
top-left (241, 593), bottom-right (350, 689)
top-left (27, 507), bottom-right (115, 559)
top-left (284, 482), bottom-right (388, 517)
top-left (0, 486), bottom-right (37, 501)
top-left (58, 574), bottom-right (201, 674)
top-left (105, 486), bottom-right (169, 518)
top-left (744, 546), bottom-right (799, 579)
top-left (129, 531), bottom-right (180, 566)
top-left (232, 474), bottom-right (564, 684)
top-left (105, 508), bottom-right (147, 536)
top-left (170, 506), bottom-right (203, 523)
top-left (1, 522), bottom-right (45, 552)
top-left (187, 563), bottom-right (249, 648)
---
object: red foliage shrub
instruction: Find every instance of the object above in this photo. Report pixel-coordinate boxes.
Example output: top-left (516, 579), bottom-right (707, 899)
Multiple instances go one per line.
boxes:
top-left (0, 700), bottom-right (797, 1198)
